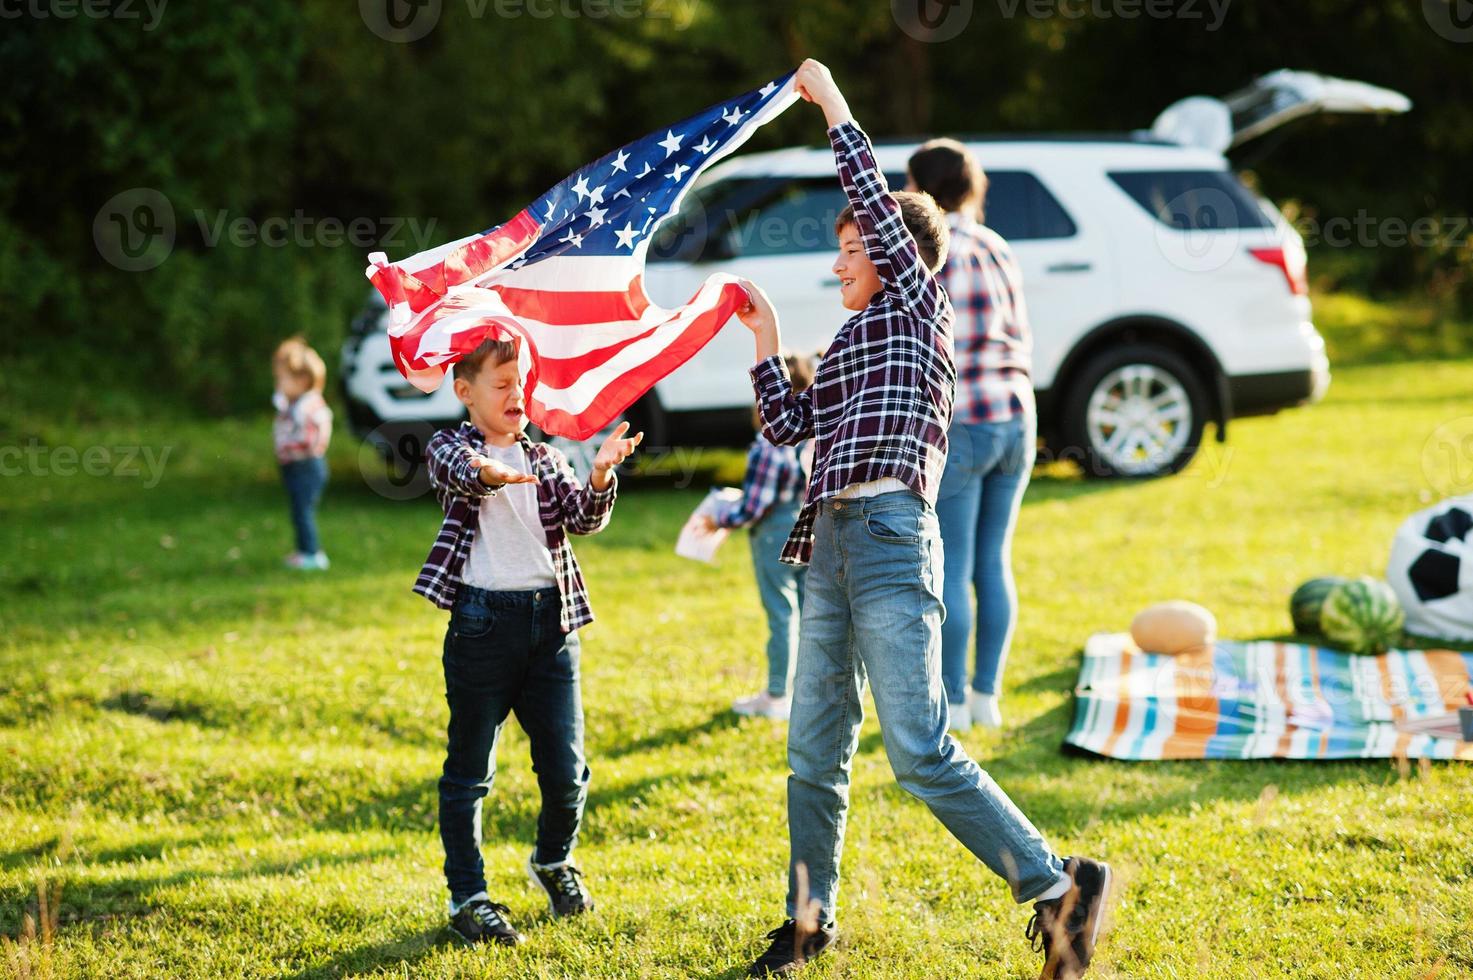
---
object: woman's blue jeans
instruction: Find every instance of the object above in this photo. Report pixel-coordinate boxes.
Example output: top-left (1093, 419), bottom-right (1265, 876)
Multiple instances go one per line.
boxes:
top-left (934, 415), bottom-right (1035, 702)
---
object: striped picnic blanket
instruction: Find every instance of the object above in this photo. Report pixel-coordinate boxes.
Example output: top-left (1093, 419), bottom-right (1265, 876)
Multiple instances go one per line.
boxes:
top-left (1065, 633), bottom-right (1473, 761)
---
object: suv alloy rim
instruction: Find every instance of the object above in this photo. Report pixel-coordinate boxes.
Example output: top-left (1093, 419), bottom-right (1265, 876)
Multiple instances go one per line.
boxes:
top-left (1085, 364), bottom-right (1192, 476)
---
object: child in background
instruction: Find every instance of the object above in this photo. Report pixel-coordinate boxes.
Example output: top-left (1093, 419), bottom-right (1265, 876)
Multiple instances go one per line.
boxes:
top-left (272, 337), bottom-right (333, 571)
top-left (709, 351), bottom-right (815, 721)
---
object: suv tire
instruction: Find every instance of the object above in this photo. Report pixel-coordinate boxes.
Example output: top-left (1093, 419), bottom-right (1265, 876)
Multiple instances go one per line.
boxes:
top-left (1059, 343), bottom-right (1208, 479)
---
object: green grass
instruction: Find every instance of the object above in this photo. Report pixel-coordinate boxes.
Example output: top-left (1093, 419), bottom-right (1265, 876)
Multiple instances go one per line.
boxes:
top-left (4, 355), bottom-right (1473, 978)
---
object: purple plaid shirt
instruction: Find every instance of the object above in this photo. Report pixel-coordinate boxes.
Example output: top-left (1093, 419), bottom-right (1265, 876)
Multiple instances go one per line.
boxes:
top-left (751, 120), bottom-right (956, 566)
top-left (716, 434), bottom-right (806, 529)
top-left (940, 213), bottom-right (1034, 424)
top-left (416, 422), bottom-right (616, 632)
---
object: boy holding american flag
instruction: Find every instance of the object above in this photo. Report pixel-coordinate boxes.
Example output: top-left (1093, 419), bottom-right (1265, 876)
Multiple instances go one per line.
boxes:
top-left (734, 60), bottom-right (1111, 979)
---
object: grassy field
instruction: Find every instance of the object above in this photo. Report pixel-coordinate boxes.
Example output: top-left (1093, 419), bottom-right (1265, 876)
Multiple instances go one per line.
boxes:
top-left (4, 355), bottom-right (1473, 979)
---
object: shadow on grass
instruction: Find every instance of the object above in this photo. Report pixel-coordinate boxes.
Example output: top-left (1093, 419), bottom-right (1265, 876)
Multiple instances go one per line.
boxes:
top-left (280, 926), bottom-right (445, 980)
top-left (600, 709), bottom-right (747, 760)
top-left (0, 847), bottom-right (403, 937)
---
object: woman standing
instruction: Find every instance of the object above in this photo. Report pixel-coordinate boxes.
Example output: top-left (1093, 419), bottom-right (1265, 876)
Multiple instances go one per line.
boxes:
top-left (908, 139), bottom-right (1035, 731)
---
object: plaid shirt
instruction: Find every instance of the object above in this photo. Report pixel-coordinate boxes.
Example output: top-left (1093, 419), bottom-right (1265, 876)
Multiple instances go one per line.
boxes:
top-left (416, 422), bottom-right (616, 632)
top-left (940, 213), bottom-right (1034, 424)
top-left (751, 121), bottom-right (956, 566)
top-left (716, 434), bottom-right (806, 529)
top-left (272, 390), bottom-right (333, 463)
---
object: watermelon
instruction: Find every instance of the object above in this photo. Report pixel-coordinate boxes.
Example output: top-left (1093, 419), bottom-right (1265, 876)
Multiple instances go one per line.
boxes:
top-left (1290, 576), bottom-right (1348, 635)
top-left (1320, 577), bottom-right (1405, 655)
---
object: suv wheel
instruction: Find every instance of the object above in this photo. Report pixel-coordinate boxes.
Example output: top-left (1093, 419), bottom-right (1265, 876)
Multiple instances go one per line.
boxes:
top-left (1060, 344), bottom-right (1208, 478)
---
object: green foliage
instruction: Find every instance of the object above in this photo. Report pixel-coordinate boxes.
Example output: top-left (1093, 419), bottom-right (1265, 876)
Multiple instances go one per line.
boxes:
top-left (5, 0), bottom-right (1473, 420)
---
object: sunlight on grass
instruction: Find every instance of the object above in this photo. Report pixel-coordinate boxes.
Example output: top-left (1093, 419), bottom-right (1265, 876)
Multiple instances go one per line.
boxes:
top-left (2, 359), bottom-right (1472, 977)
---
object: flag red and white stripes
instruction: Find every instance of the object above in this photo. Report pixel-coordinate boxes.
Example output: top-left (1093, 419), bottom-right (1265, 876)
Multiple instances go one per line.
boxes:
top-left (366, 72), bottom-right (799, 440)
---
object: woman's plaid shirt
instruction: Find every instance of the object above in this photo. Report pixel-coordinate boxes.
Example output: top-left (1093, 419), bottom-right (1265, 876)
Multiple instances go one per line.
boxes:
top-left (941, 213), bottom-right (1034, 424)
top-left (414, 422), bottom-right (616, 632)
top-left (750, 120), bottom-right (956, 566)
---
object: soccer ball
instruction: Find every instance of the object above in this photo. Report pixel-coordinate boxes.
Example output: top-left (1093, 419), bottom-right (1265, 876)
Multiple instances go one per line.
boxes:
top-left (1386, 495), bottom-right (1473, 642)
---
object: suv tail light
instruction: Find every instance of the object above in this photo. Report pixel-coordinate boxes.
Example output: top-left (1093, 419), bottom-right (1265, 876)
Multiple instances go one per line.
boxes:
top-left (1248, 246), bottom-right (1307, 296)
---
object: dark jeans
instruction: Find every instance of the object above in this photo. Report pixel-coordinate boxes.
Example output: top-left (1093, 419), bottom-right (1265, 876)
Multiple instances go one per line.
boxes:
top-left (280, 457), bottom-right (328, 554)
top-left (439, 585), bottom-right (589, 905)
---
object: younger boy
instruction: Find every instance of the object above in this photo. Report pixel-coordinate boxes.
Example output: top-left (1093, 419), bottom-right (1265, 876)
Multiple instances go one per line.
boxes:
top-left (734, 61), bottom-right (1111, 979)
top-left (419, 337), bottom-right (642, 946)
top-left (272, 337), bottom-right (333, 570)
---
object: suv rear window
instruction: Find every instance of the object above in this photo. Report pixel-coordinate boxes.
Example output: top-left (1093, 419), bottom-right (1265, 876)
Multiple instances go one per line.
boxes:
top-left (1109, 170), bottom-right (1272, 230)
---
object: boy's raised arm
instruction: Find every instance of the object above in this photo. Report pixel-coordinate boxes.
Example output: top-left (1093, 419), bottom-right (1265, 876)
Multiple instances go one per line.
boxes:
top-left (795, 59), bottom-right (944, 321)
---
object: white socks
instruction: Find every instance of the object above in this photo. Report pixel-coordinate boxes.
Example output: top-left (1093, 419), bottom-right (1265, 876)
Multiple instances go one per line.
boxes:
top-left (1034, 872), bottom-right (1072, 903)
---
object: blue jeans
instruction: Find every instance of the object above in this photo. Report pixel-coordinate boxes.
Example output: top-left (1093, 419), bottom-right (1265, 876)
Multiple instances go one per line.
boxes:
top-left (785, 492), bottom-right (1063, 920)
top-left (280, 456), bottom-right (328, 555)
top-left (439, 586), bottom-right (589, 905)
top-left (934, 416), bottom-right (1035, 702)
top-left (751, 500), bottom-right (806, 697)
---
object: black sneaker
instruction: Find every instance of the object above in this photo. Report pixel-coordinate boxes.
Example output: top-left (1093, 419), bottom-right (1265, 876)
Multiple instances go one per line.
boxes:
top-left (1027, 856), bottom-right (1113, 979)
top-left (527, 857), bottom-right (594, 918)
top-left (748, 919), bottom-right (838, 976)
top-left (448, 897), bottom-right (524, 947)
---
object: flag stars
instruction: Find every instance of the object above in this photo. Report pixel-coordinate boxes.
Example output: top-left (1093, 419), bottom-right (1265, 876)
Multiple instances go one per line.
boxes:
top-left (610, 149), bottom-right (630, 173)
top-left (666, 162), bottom-right (690, 182)
top-left (572, 175), bottom-right (592, 201)
top-left (559, 228), bottom-right (584, 249)
top-left (759, 81), bottom-right (778, 98)
top-left (695, 135), bottom-right (716, 154)
top-left (585, 205), bottom-right (608, 228)
top-left (721, 106), bottom-right (744, 127)
top-left (636, 161), bottom-right (653, 179)
top-left (658, 130), bottom-right (684, 157)
top-left (614, 222), bottom-right (639, 250)
top-left (588, 184), bottom-right (606, 206)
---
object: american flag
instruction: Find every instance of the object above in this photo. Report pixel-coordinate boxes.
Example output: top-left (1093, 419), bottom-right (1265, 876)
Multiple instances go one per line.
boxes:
top-left (365, 71), bottom-right (799, 440)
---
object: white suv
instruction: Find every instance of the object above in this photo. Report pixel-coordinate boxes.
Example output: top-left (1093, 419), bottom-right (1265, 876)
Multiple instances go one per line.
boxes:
top-left (342, 70), bottom-right (1406, 478)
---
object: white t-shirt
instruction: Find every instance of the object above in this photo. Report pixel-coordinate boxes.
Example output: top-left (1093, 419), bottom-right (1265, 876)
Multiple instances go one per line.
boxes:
top-left (460, 442), bottom-right (557, 592)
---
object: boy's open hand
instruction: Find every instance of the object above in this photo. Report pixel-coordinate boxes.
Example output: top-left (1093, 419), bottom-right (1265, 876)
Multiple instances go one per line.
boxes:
top-left (591, 421), bottom-right (643, 490)
top-left (473, 453), bottom-right (538, 486)
top-left (794, 59), bottom-right (851, 127)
